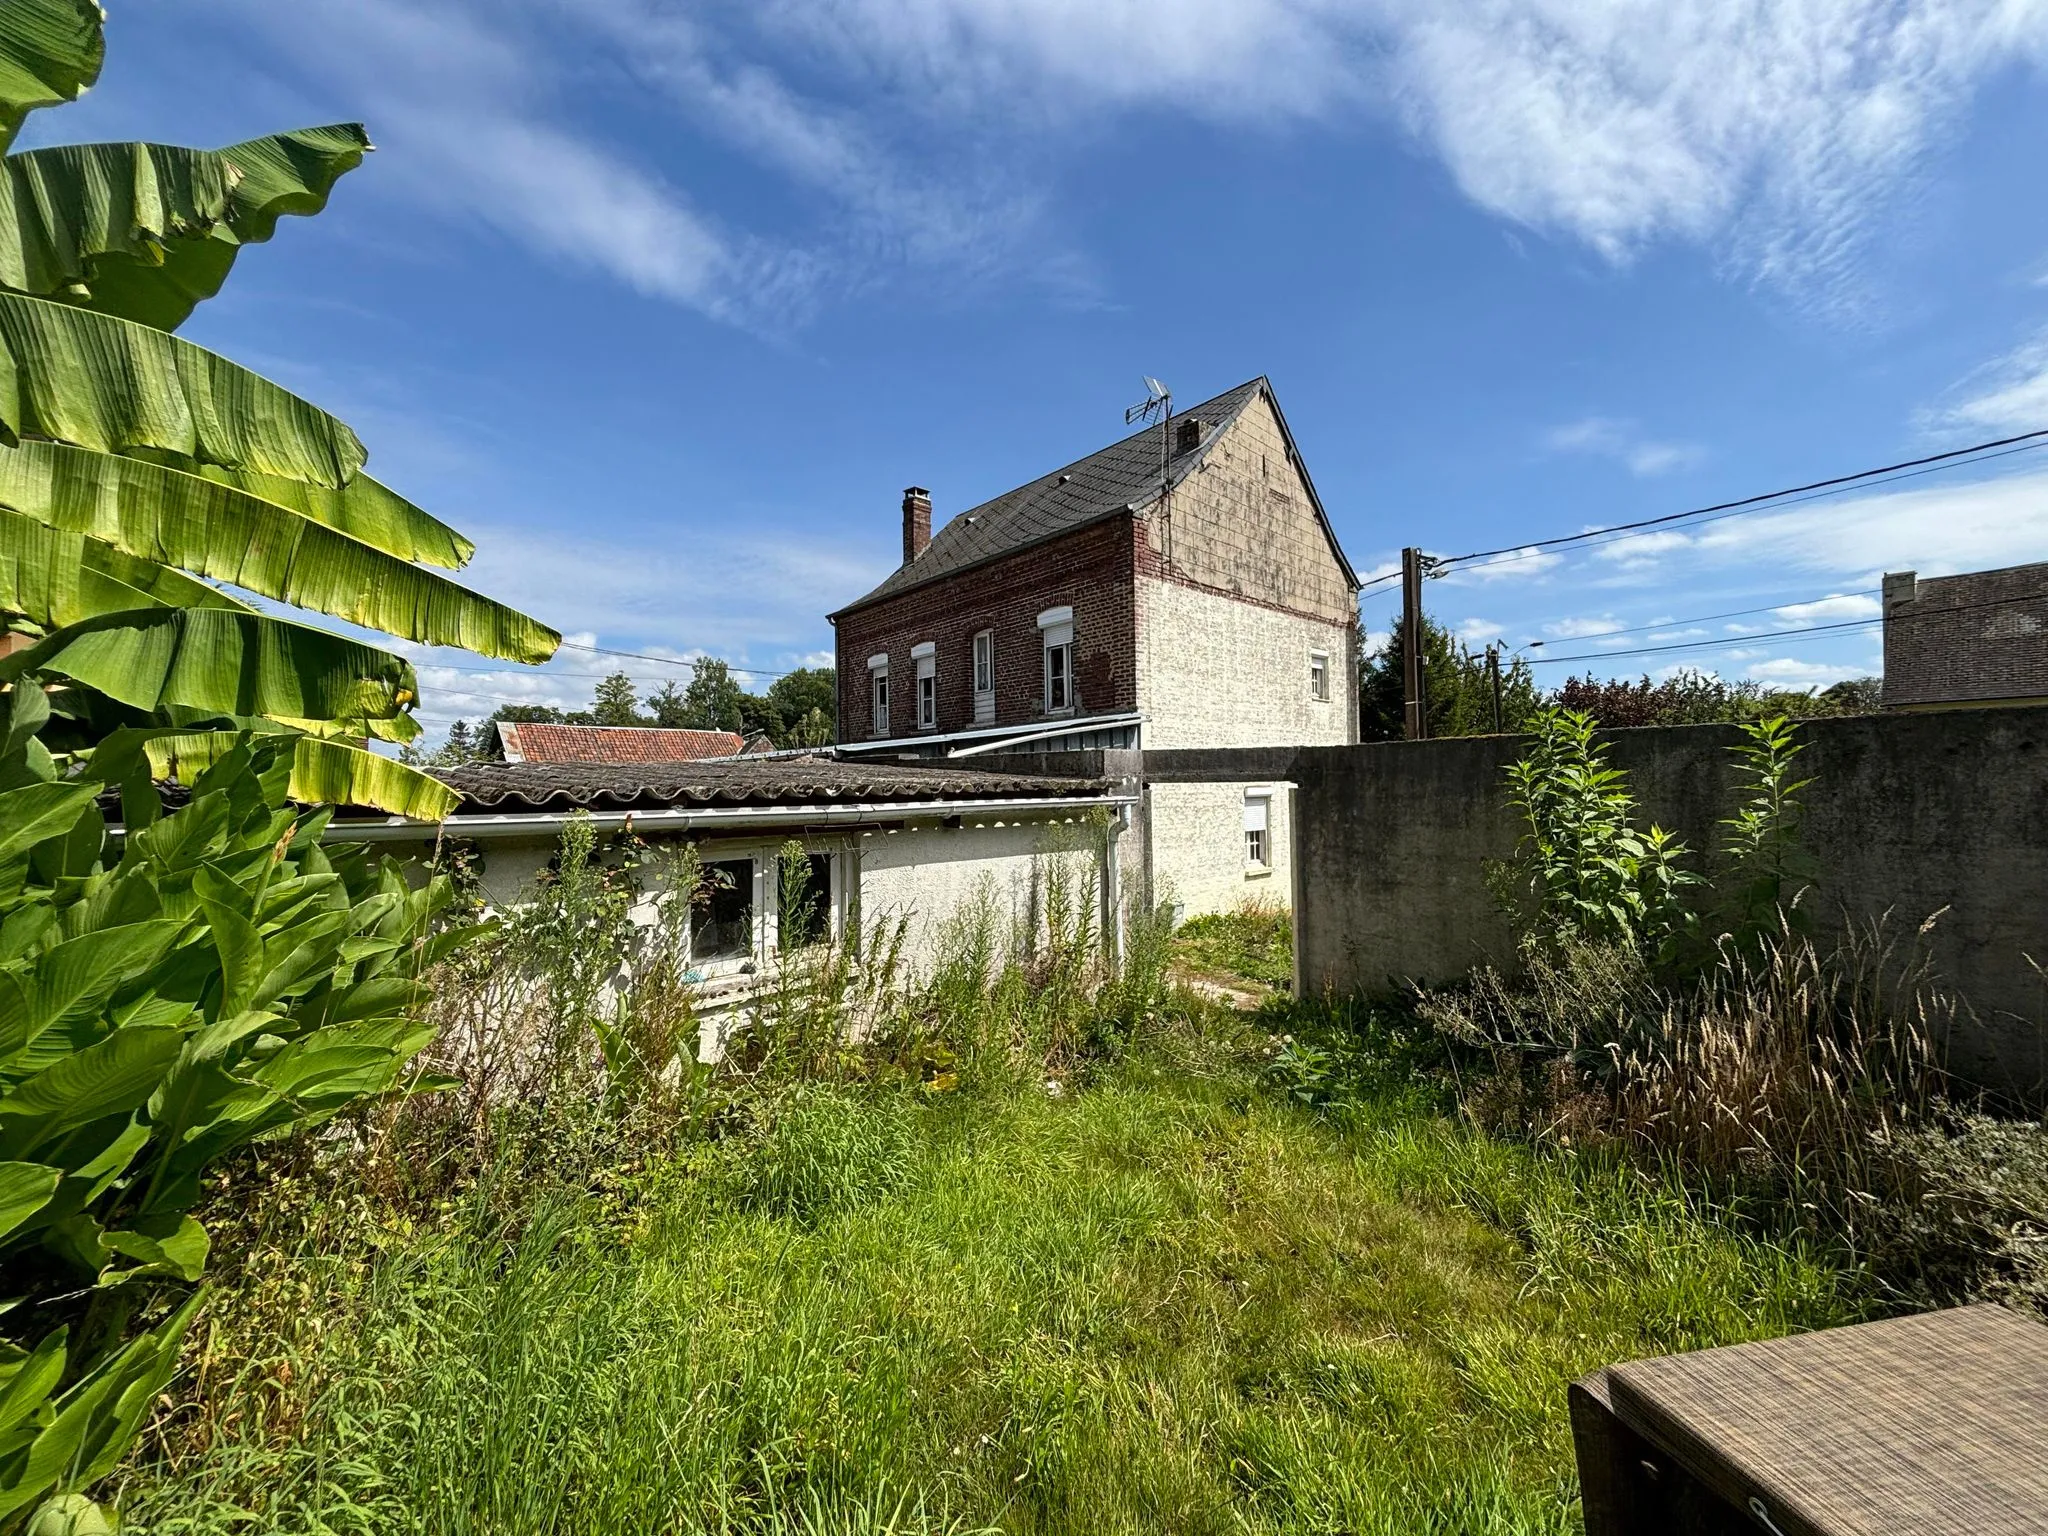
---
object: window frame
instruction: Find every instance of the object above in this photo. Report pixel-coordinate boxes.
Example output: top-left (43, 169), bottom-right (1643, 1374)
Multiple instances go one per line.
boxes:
top-left (1243, 790), bottom-right (1272, 873)
top-left (1038, 606), bottom-right (1075, 716)
top-left (972, 628), bottom-right (995, 722)
top-left (912, 641), bottom-right (937, 731)
top-left (1309, 650), bottom-right (1330, 702)
top-left (868, 652), bottom-right (890, 738)
top-left (688, 855), bottom-right (757, 969)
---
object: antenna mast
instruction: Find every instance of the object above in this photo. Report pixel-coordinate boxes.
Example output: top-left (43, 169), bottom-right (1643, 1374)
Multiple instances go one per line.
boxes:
top-left (1126, 377), bottom-right (1173, 565)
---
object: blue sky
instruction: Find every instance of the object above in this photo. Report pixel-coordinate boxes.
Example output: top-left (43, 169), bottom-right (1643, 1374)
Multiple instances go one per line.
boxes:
top-left (32, 1), bottom-right (2048, 737)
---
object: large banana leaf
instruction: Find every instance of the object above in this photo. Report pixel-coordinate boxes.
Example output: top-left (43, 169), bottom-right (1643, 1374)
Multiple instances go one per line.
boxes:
top-left (0, 506), bottom-right (251, 630)
top-left (50, 125), bottom-right (373, 333)
top-left (0, 0), bottom-right (100, 155)
top-left (0, 607), bottom-right (418, 723)
top-left (0, 442), bottom-right (557, 660)
top-left (0, 291), bottom-right (364, 486)
top-left (0, 141), bottom-right (231, 301)
top-left (181, 460), bottom-right (474, 570)
top-left (145, 731), bottom-right (458, 820)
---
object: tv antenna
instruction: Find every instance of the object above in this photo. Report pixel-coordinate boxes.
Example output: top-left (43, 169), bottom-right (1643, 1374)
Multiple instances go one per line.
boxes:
top-left (1125, 376), bottom-right (1171, 427)
top-left (1126, 376), bottom-right (1176, 564)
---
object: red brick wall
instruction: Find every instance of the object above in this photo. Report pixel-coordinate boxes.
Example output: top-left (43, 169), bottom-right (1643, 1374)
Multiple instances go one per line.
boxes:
top-left (833, 517), bottom-right (1139, 741)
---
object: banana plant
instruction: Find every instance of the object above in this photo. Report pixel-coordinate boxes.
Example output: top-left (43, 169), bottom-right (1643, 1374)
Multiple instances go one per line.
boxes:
top-left (0, 685), bottom-right (468, 1528)
top-left (0, 0), bottom-right (558, 814)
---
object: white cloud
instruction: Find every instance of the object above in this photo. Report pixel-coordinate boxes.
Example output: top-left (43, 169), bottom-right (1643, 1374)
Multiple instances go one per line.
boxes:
top-left (228, 0), bottom-right (817, 325)
top-left (1648, 627), bottom-right (1709, 641)
top-left (1543, 615), bottom-right (1625, 638)
top-left (1929, 325), bottom-right (2048, 436)
top-left (1456, 617), bottom-right (1505, 642)
top-left (1773, 592), bottom-right (1882, 623)
top-left (1592, 529), bottom-right (1695, 565)
top-left (1691, 466), bottom-right (2048, 577)
top-left (1548, 417), bottom-right (1706, 477)
top-left (1746, 656), bottom-right (1865, 685)
top-left (752, 0), bottom-right (2048, 297)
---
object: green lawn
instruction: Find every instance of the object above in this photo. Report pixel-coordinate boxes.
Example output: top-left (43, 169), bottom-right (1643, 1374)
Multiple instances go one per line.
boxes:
top-left (118, 1029), bottom-right (1858, 1535)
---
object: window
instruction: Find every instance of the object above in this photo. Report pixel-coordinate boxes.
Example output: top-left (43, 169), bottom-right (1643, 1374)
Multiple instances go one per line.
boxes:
top-left (1243, 793), bottom-right (1270, 869)
top-left (1310, 651), bottom-right (1329, 702)
top-left (972, 629), bottom-right (995, 724)
top-left (868, 653), bottom-right (889, 737)
top-left (780, 852), bottom-right (832, 949)
top-left (913, 641), bottom-right (936, 730)
top-left (1038, 606), bottom-right (1074, 714)
top-left (691, 858), bottom-right (754, 961)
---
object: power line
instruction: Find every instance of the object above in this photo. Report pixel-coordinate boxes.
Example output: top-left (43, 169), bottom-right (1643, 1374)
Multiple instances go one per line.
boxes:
top-left (1434, 426), bottom-right (2048, 571)
top-left (554, 641), bottom-right (815, 680)
top-left (1524, 583), bottom-right (2048, 668)
top-left (1521, 588), bottom-right (1882, 649)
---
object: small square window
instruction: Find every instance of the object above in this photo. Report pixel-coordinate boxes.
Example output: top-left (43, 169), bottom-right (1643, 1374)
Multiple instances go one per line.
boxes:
top-left (1244, 794), bottom-right (1270, 869)
top-left (1310, 651), bottom-right (1329, 702)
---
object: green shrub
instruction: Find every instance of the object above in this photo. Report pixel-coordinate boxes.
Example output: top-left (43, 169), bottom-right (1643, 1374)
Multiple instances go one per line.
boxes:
top-left (0, 692), bottom-right (465, 1530)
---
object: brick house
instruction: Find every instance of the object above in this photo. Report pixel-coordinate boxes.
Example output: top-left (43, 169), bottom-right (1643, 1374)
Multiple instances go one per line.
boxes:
top-left (829, 378), bottom-right (1360, 916)
top-left (1883, 562), bottom-right (2048, 711)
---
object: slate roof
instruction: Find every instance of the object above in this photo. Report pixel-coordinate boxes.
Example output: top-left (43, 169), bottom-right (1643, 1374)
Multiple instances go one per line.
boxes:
top-left (497, 722), bottom-right (744, 764)
top-left (837, 378), bottom-right (1305, 614)
top-left (428, 753), bottom-right (1118, 814)
top-left (1883, 561), bottom-right (2048, 708)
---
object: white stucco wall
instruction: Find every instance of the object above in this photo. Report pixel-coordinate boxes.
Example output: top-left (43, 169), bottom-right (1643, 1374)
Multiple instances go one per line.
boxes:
top-left (1134, 577), bottom-right (1354, 752)
top-left (1145, 780), bottom-right (1292, 920)
top-left (855, 812), bottom-right (1110, 977)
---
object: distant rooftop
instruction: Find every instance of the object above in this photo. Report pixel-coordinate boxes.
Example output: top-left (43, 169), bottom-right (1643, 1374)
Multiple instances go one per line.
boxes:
top-left (497, 722), bottom-right (745, 765)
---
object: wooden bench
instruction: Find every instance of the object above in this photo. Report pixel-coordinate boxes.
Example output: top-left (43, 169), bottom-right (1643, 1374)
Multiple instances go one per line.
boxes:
top-left (1571, 1305), bottom-right (2048, 1535)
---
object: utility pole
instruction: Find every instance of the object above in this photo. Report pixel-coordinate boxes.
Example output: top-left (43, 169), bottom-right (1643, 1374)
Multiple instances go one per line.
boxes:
top-left (1401, 546), bottom-right (1427, 740)
top-left (1487, 644), bottom-right (1503, 734)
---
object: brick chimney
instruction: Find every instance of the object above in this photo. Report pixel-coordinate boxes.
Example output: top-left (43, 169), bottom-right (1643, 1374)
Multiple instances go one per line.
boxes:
top-left (902, 486), bottom-right (931, 565)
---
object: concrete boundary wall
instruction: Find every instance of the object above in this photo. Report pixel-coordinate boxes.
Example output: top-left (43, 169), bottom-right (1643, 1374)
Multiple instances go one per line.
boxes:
top-left (1284, 712), bottom-right (2048, 1096)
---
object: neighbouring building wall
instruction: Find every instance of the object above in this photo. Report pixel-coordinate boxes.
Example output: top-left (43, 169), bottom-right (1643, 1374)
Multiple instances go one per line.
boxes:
top-left (1883, 562), bottom-right (2048, 710)
top-left (1284, 710), bottom-right (2048, 1099)
top-left (1132, 391), bottom-right (1356, 916)
top-left (1144, 779), bottom-right (1293, 919)
top-left (832, 518), bottom-right (1138, 742)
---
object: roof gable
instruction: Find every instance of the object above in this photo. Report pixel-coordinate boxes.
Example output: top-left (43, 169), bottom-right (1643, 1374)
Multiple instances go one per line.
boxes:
top-left (837, 379), bottom-right (1320, 614)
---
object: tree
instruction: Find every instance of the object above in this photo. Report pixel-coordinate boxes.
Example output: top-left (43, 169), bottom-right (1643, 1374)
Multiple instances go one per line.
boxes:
top-left (679, 658), bottom-right (746, 734)
top-left (1359, 618), bottom-right (1540, 741)
top-left (591, 671), bottom-right (645, 727)
top-left (0, 0), bottom-right (555, 820)
top-left (1554, 670), bottom-right (1885, 729)
top-left (767, 667), bottom-right (836, 734)
top-left (644, 681), bottom-right (689, 728)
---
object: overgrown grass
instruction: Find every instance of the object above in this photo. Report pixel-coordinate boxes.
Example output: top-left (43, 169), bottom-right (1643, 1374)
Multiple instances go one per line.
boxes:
top-left (114, 1017), bottom-right (1857, 1535)
top-left (1174, 900), bottom-right (1293, 990)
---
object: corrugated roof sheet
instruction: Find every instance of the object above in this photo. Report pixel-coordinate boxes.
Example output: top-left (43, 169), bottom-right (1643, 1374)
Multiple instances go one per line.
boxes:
top-left (429, 753), bottom-right (1117, 813)
top-left (498, 722), bottom-right (745, 764)
top-left (835, 379), bottom-right (1268, 612)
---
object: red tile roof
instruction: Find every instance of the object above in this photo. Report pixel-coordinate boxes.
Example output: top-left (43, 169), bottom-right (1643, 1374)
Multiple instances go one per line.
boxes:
top-left (497, 723), bottom-right (745, 765)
